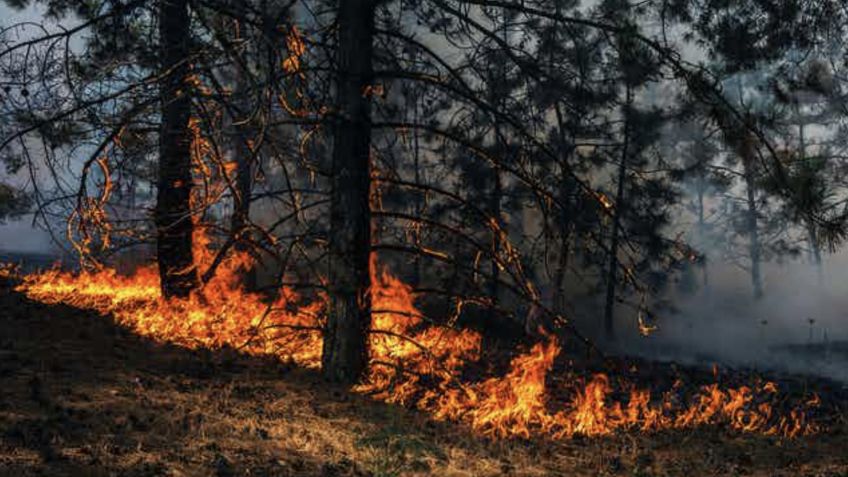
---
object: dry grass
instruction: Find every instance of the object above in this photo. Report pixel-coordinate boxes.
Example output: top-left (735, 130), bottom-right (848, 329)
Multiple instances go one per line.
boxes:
top-left (1, 280), bottom-right (847, 477)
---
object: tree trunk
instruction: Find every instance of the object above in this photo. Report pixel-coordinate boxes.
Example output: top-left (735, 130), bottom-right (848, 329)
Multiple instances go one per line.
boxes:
top-left (696, 170), bottom-right (709, 293)
top-left (488, 166), bottom-right (501, 303)
top-left (552, 197), bottom-right (571, 312)
top-left (741, 142), bottom-right (764, 299)
top-left (481, 7), bottom-right (509, 348)
top-left (321, 0), bottom-right (375, 384)
top-left (806, 221), bottom-right (822, 266)
top-left (552, 105), bottom-right (573, 313)
top-left (230, 12), bottom-right (257, 291)
top-left (798, 119), bottom-right (823, 279)
top-left (155, 0), bottom-right (199, 299)
top-left (230, 97), bottom-right (257, 290)
top-left (603, 87), bottom-right (631, 341)
top-left (410, 90), bottom-right (422, 288)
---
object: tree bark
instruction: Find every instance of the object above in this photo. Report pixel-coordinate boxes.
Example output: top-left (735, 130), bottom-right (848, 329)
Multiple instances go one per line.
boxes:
top-left (481, 7), bottom-right (508, 348)
top-left (552, 104), bottom-right (574, 313)
top-left (603, 87), bottom-right (631, 341)
top-left (230, 11), bottom-right (257, 291)
top-left (488, 165), bottom-right (501, 304)
top-left (552, 188), bottom-right (572, 312)
top-left (321, 0), bottom-right (375, 384)
top-left (155, 0), bottom-right (199, 299)
top-left (410, 89), bottom-right (422, 288)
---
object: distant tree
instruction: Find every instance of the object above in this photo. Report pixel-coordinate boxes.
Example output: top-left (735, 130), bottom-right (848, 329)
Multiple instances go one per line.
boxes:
top-left (0, 183), bottom-right (29, 223)
top-left (669, 113), bottom-right (730, 293)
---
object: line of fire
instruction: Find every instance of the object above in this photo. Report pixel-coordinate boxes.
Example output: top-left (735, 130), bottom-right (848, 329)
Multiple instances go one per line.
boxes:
top-left (1, 0), bottom-right (847, 475)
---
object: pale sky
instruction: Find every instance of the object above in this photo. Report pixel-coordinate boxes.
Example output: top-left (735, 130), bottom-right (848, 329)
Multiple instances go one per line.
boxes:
top-left (0, 2), bottom-right (60, 254)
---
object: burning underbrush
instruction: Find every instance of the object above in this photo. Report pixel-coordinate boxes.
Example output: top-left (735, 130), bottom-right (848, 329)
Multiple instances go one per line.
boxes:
top-left (1, 243), bottom-right (832, 441)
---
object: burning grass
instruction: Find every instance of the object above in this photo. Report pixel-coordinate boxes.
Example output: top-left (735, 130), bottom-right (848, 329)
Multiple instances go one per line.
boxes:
top-left (0, 242), bottom-right (831, 442)
top-left (1, 273), bottom-right (848, 476)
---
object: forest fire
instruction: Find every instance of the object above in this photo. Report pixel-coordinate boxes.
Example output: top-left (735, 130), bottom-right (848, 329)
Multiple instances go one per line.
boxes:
top-left (6, 244), bottom-right (824, 441)
top-left (4, 0), bottom-right (848, 473)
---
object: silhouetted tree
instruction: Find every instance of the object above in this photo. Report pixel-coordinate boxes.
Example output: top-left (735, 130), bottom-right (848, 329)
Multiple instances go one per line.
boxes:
top-left (321, 0), bottom-right (375, 384)
top-left (155, 0), bottom-right (199, 298)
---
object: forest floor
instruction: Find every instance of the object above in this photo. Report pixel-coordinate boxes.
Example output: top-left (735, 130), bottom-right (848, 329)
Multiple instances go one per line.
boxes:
top-left (1, 278), bottom-right (848, 477)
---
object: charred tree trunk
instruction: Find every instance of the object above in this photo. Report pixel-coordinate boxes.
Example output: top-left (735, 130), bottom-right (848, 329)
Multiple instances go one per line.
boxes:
top-left (488, 165), bottom-right (501, 303)
top-left (552, 104), bottom-right (574, 313)
top-left (552, 184), bottom-right (572, 312)
top-left (603, 87), bottom-right (631, 341)
top-left (480, 7), bottom-right (510, 349)
top-left (230, 97), bottom-right (257, 290)
top-left (411, 92), bottom-right (423, 288)
top-left (230, 14), bottom-right (257, 291)
top-left (155, 0), bottom-right (199, 299)
top-left (321, 0), bottom-right (375, 384)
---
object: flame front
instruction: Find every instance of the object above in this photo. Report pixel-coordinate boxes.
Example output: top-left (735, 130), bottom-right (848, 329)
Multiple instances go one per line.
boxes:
top-left (10, 245), bottom-right (822, 440)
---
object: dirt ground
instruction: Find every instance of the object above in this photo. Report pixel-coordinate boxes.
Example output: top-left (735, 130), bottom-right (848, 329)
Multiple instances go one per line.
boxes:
top-left (1, 278), bottom-right (847, 477)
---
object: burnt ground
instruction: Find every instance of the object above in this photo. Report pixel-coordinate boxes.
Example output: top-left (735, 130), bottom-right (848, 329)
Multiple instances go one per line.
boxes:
top-left (1, 278), bottom-right (848, 477)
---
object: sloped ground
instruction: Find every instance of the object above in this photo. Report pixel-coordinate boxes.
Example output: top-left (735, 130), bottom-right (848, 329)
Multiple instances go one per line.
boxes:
top-left (1, 279), bottom-right (847, 477)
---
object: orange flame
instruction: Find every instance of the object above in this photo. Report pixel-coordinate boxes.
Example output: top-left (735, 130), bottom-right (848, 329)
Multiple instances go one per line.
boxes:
top-left (11, 242), bottom-right (822, 440)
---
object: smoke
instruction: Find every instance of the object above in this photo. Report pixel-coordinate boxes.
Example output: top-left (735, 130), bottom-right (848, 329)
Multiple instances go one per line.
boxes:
top-left (597, 59), bottom-right (848, 382)
top-left (0, 218), bottom-right (54, 254)
top-left (607, 226), bottom-right (848, 383)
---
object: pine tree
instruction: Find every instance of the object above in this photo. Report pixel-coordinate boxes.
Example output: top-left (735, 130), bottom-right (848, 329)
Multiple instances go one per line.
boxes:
top-left (155, 0), bottom-right (199, 298)
top-left (321, 0), bottom-right (376, 384)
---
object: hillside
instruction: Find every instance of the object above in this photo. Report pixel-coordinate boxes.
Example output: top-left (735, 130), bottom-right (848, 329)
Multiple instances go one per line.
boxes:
top-left (1, 279), bottom-right (847, 477)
